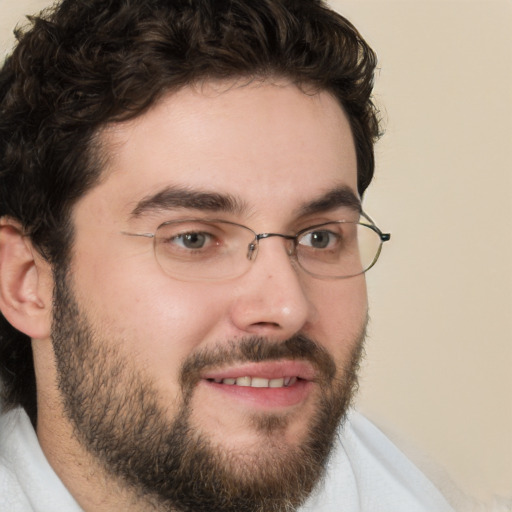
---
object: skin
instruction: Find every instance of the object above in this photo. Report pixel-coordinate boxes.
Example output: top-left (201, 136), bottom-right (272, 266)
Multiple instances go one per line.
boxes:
top-left (3, 79), bottom-right (368, 510)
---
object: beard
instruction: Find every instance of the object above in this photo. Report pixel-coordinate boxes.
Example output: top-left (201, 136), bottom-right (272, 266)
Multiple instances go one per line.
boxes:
top-left (51, 266), bottom-right (366, 512)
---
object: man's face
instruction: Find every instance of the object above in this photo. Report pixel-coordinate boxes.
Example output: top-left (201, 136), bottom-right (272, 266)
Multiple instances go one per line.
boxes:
top-left (51, 80), bottom-right (368, 511)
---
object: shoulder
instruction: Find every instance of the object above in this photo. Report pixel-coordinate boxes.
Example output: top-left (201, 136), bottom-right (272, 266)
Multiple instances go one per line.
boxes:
top-left (300, 410), bottom-right (455, 512)
top-left (0, 408), bottom-right (37, 511)
top-left (0, 407), bottom-right (82, 512)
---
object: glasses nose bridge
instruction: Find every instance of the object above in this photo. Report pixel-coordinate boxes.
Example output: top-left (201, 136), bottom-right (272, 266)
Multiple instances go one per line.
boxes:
top-left (247, 232), bottom-right (297, 261)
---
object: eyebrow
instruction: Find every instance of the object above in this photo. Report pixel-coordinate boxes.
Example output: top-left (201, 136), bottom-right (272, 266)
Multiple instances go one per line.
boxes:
top-left (296, 186), bottom-right (361, 217)
top-left (129, 184), bottom-right (361, 219)
top-left (130, 186), bottom-right (247, 217)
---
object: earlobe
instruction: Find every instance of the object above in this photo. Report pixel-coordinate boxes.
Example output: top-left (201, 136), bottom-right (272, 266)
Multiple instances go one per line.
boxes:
top-left (0, 219), bottom-right (53, 340)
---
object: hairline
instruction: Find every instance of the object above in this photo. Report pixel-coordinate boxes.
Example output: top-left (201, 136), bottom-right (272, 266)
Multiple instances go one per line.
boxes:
top-left (89, 73), bottom-right (352, 205)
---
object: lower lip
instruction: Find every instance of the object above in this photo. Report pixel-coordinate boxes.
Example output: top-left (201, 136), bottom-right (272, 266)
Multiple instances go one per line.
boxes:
top-left (200, 379), bottom-right (313, 409)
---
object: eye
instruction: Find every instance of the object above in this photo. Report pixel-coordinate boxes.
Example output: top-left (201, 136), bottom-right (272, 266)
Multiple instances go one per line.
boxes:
top-left (156, 221), bottom-right (223, 255)
top-left (299, 230), bottom-right (339, 249)
top-left (173, 232), bottom-right (212, 250)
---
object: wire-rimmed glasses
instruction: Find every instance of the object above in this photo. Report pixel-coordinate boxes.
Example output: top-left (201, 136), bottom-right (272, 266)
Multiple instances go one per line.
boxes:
top-left (122, 212), bottom-right (390, 281)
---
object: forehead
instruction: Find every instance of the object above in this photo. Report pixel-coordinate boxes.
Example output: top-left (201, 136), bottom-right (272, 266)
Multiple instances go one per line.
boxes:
top-left (83, 80), bottom-right (358, 226)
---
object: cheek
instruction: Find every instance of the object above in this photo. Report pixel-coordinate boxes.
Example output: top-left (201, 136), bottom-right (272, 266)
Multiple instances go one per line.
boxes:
top-left (307, 277), bottom-right (368, 357)
top-left (72, 258), bottom-right (231, 386)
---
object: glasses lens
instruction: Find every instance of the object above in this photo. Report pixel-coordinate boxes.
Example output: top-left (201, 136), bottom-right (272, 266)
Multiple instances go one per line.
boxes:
top-left (296, 222), bottom-right (383, 278)
top-left (153, 220), bottom-right (254, 281)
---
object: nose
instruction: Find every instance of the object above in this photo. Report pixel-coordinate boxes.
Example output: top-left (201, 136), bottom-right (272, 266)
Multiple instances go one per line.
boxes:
top-left (229, 236), bottom-right (315, 339)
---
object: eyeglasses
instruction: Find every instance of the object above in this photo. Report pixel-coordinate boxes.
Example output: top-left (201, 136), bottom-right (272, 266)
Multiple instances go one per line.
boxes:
top-left (121, 212), bottom-right (390, 281)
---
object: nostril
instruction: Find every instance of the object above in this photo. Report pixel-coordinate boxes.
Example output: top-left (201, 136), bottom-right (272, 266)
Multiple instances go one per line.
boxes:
top-left (252, 321), bottom-right (280, 328)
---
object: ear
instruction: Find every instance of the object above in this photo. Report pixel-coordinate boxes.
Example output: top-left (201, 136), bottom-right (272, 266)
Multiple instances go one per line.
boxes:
top-left (0, 218), bottom-right (53, 340)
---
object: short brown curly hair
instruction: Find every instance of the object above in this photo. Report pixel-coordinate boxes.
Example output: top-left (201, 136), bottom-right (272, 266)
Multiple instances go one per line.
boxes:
top-left (0, 0), bottom-right (380, 423)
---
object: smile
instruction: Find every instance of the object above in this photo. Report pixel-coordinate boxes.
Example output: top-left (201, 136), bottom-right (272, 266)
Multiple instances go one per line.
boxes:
top-left (207, 376), bottom-right (299, 388)
top-left (199, 361), bottom-right (316, 409)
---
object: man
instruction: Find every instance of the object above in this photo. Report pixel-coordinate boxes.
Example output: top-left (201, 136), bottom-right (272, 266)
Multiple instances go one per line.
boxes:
top-left (0, 1), bottom-right (454, 511)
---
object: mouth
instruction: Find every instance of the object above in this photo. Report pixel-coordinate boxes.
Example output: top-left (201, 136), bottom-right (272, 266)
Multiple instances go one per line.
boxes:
top-left (199, 360), bottom-right (316, 409)
top-left (207, 376), bottom-right (299, 388)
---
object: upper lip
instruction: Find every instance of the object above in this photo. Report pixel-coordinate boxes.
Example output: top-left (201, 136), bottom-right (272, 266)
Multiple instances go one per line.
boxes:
top-left (201, 359), bottom-right (317, 382)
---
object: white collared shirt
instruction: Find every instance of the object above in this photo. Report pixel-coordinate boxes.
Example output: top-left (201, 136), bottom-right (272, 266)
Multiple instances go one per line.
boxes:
top-left (0, 406), bottom-right (454, 512)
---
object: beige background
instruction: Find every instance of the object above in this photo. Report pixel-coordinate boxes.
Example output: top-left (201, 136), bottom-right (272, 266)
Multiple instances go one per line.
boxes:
top-left (1, 0), bottom-right (511, 509)
top-left (333, 1), bottom-right (512, 508)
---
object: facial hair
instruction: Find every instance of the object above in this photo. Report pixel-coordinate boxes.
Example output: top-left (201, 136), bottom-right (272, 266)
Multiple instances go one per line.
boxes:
top-left (51, 267), bottom-right (366, 512)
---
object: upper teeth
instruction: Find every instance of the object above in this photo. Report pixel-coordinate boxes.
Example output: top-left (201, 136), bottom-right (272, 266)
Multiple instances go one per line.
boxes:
top-left (211, 376), bottom-right (297, 388)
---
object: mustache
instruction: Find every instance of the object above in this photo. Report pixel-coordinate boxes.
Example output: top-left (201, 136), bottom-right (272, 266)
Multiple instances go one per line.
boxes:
top-left (179, 334), bottom-right (337, 393)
